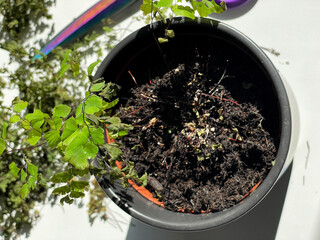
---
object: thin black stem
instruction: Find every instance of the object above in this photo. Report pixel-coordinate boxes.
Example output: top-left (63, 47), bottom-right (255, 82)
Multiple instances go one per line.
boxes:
top-left (1, 142), bottom-right (46, 154)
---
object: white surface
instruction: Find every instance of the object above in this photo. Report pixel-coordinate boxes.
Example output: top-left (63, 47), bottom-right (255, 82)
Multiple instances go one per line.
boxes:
top-left (25, 198), bottom-right (131, 240)
top-left (5, 0), bottom-right (320, 239)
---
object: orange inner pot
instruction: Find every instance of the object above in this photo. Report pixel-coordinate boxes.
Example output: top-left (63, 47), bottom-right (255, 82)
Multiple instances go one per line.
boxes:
top-left (106, 129), bottom-right (165, 208)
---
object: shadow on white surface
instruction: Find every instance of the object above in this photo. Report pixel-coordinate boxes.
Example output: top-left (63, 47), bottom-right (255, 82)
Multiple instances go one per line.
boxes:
top-left (126, 162), bottom-right (292, 240)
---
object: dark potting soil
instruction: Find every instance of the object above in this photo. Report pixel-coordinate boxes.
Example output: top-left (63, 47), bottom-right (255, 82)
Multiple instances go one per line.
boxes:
top-left (118, 60), bottom-right (277, 213)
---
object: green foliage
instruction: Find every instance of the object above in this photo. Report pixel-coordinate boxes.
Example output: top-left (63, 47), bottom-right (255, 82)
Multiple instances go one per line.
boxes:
top-left (140, 0), bottom-right (226, 43)
top-left (21, 169), bottom-right (27, 181)
top-left (9, 162), bottom-right (20, 177)
top-left (20, 183), bottom-right (30, 199)
top-left (44, 130), bottom-right (61, 148)
top-left (8, 161), bottom-right (39, 199)
top-left (172, 5), bottom-right (195, 19)
top-left (1, 55), bottom-right (143, 211)
top-left (91, 82), bottom-right (105, 92)
top-left (165, 29), bottom-right (175, 38)
top-left (0, 0), bottom-right (56, 40)
top-left (140, 0), bottom-right (226, 18)
top-left (102, 98), bottom-right (119, 110)
top-left (53, 104), bottom-right (71, 118)
top-left (154, 0), bottom-right (173, 8)
top-left (52, 185), bottom-right (70, 195)
top-left (0, 1), bottom-right (132, 238)
top-left (99, 82), bottom-right (121, 101)
top-left (0, 137), bottom-right (6, 154)
top-left (84, 95), bottom-right (102, 114)
top-left (59, 50), bottom-right (72, 78)
top-left (9, 115), bottom-right (21, 123)
top-left (2, 122), bottom-right (8, 138)
top-left (0, 1), bottom-right (227, 239)
top-left (27, 163), bottom-right (38, 176)
top-left (91, 127), bottom-right (105, 145)
top-left (87, 60), bottom-right (101, 77)
top-left (50, 171), bottom-right (73, 183)
top-left (52, 179), bottom-right (88, 203)
top-left (27, 129), bottom-right (41, 146)
top-left (64, 129), bottom-right (91, 169)
top-left (105, 116), bottom-right (133, 139)
top-left (13, 100), bottom-right (28, 113)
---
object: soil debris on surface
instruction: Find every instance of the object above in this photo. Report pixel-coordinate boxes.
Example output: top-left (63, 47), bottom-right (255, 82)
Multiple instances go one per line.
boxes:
top-left (118, 60), bottom-right (277, 213)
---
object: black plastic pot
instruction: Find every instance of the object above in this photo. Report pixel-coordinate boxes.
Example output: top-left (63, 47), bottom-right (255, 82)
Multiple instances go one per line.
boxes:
top-left (94, 17), bottom-right (292, 231)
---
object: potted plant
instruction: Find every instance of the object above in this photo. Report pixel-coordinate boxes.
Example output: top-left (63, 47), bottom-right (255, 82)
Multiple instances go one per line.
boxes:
top-left (0, 0), bottom-right (298, 236)
top-left (93, 15), bottom-right (295, 232)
